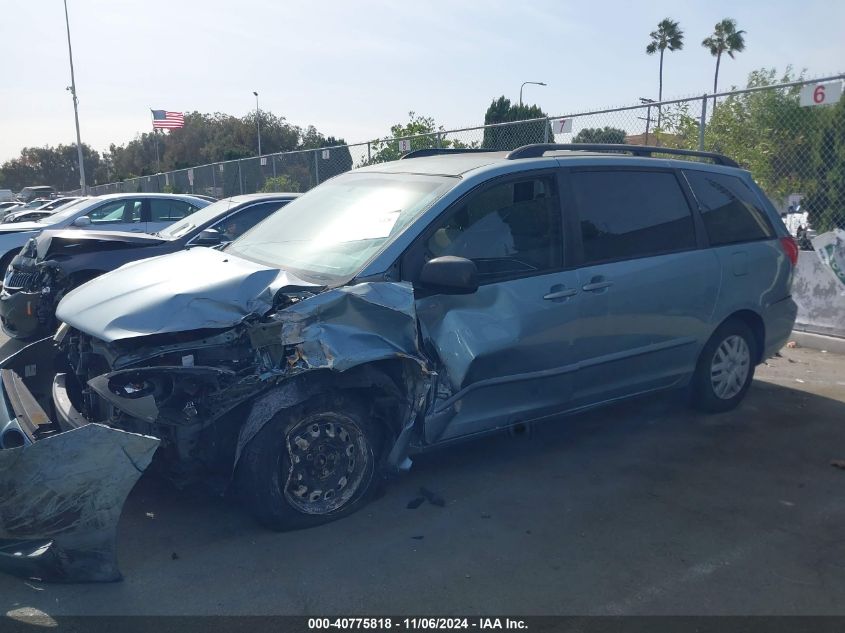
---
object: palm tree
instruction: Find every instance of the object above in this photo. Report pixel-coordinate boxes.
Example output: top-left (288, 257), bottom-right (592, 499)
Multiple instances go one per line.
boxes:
top-left (702, 19), bottom-right (747, 110)
top-left (646, 18), bottom-right (685, 131)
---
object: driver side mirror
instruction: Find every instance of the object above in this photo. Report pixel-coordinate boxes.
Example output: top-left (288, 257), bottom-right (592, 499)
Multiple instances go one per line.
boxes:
top-left (72, 216), bottom-right (91, 227)
top-left (418, 256), bottom-right (479, 295)
top-left (192, 228), bottom-right (224, 246)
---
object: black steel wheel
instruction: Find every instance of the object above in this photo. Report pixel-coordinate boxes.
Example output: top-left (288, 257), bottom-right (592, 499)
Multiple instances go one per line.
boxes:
top-left (237, 392), bottom-right (382, 530)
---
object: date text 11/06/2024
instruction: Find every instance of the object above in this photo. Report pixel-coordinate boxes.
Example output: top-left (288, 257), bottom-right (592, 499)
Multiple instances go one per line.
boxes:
top-left (307, 618), bottom-right (529, 630)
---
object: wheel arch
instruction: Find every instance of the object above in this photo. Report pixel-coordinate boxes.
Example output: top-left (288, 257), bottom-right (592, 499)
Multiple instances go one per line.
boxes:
top-left (714, 309), bottom-right (766, 364)
top-left (229, 358), bottom-right (429, 476)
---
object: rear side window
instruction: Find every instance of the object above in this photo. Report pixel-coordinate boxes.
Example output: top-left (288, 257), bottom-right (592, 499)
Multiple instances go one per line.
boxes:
top-left (87, 199), bottom-right (142, 224)
top-left (684, 170), bottom-right (774, 245)
top-left (570, 170), bottom-right (695, 264)
top-left (150, 199), bottom-right (194, 222)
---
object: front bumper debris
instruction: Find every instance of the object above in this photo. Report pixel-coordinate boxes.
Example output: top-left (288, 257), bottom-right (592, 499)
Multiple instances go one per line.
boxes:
top-left (0, 338), bottom-right (160, 582)
top-left (0, 288), bottom-right (44, 339)
top-left (0, 424), bottom-right (159, 582)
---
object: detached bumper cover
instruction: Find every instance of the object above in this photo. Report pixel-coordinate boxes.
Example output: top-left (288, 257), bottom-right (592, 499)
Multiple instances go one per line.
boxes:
top-left (0, 339), bottom-right (160, 582)
top-left (0, 424), bottom-right (159, 582)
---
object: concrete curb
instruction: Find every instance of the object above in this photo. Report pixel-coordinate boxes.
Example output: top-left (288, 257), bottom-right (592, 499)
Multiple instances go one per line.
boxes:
top-left (789, 330), bottom-right (845, 355)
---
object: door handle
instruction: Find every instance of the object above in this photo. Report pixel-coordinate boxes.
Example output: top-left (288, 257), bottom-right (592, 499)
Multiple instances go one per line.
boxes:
top-left (582, 280), bottom-right (613, 292)
top-left (543, 288), bottom-right (577, 300)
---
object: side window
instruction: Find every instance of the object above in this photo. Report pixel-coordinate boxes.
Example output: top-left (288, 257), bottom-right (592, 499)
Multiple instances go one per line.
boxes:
top-left (150, 199), bottom-right (193, 222)
top-left (424, 175), bottom-right (562, 282)
top-left (684, 170), bottom-right (775, 246)
top-left (87, 200), bottom-right (141, 223)
top-left (210, 202), bottom-right (286, 241)
top-left (571, 170), bottom-right (695, 264)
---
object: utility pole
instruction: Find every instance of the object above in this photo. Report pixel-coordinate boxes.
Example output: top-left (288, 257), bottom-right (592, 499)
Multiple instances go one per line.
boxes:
top-left (253, 91), bottom-right (261, 156)
top-left (638, 97), bottom-right (656, 145)
top-left (63, 0), bottom-right (86, 194)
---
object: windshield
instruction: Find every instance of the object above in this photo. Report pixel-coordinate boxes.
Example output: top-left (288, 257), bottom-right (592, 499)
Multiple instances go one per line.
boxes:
top-left (38, 197), bottom-right (103, 224)
top-left (226, 172), bottom-right (455, 281)
top-left (158, 197), bottom-right (248, 239)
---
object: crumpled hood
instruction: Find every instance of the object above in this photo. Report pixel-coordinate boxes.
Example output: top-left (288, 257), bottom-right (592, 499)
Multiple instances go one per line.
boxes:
top-left (56, 247), bottom-right (321, 342)
top-left (34, 229), bottom-right (166, 261)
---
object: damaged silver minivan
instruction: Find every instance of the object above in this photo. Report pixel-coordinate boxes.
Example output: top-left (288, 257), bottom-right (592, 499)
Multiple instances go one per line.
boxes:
top-left (0, 144), bottom-right (798, 581)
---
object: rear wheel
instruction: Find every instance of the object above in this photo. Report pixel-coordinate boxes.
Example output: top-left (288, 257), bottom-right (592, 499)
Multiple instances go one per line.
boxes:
top-left (236, 392), bottom-right (382, 530)
top-left (691, 319), bottom-right (757, 413)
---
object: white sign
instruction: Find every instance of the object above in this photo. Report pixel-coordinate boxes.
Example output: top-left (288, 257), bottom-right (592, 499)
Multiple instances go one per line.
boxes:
top-left (800, 81), bottom-right (843, 107)
top-left (322, 149), bottom-right (331, 160)
top-left (188, 168), bottom-right (194, 186)
top-left (554, 118), bottom-right (573, 134)
top-left (260, 157), bottom-right (267, 166)
top-left (398, 139), bottom-right (412, 152)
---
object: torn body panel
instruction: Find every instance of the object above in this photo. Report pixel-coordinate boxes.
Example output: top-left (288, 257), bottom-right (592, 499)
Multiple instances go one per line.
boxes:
top-left (0, 339), bottom-right (160, 582)
top-left (0, 424), bottom-right (158, 582)
top-left (237, 282), bottom-right (433, 472)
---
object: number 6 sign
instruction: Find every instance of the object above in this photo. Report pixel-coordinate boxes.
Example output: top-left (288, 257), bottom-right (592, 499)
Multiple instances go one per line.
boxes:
top-left (800, 81), bottom-right (843, 107)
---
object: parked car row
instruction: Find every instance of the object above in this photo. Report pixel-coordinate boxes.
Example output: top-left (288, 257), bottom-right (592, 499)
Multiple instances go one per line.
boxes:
top-left (0, 144), bottom-right (798, 583)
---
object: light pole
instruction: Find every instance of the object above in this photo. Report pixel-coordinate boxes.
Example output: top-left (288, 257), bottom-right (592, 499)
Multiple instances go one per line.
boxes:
top-left (63, 0), bottom-right (86, 194)
top-left (638, 97), bottom-right (656, 145)
top-left (253, 91), bottom-right (261, 157)
top-left (519, 81), bottom-right (546, 107)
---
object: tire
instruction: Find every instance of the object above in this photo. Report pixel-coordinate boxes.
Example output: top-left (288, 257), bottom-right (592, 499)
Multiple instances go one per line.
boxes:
top-left (236, 391), bottom-right (383, 531)
top-left (691, 319), bottom-right (758, 413)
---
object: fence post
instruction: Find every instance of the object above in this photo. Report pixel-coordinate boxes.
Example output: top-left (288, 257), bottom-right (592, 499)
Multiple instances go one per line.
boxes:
top-left (543, 118), bottom-right (549, 143)
top-left (314, 150), bottom-right (320, 186)
top-left (272, 154), bottom-right (277, 179)
top-left (238, 160), bottom-right (243, 195)
top-left (367, 142), bottom-right (371, 164)
top-left (698, 94), bottom-right (708, 152)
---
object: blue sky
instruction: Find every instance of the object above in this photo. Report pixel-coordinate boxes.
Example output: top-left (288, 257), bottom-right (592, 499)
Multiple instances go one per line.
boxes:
top-left (1, 0), bottom-right (842, 161)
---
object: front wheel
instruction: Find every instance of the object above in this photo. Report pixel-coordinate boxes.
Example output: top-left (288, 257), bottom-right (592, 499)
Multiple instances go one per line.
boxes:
top-left (690, 319), bottom-right (757, 413)
top-left (236, 392), bottom-right (382, 530)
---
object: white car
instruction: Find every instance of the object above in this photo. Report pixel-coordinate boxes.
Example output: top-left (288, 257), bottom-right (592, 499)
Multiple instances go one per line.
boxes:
top-left (0, 193), bottom-right (211, 275)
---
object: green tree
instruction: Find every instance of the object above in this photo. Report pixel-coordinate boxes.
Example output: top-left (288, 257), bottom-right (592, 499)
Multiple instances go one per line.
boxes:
top-left (701, 68), bottom-right (823, 209)
top-left (0, 143), bottom-right (104, 191)
top-left (573, 127), bottom-right (627, 144)
top-left (367, 112), bottom-right (469, 165)
top-left (804, 96), bottom-right (845, 231)
top-left (702, 18), bottom-right (747, 108)
top-left (261, 175), bottom-right (301, 193)
top-left (482, 97), bottom-right (553, 150)
top-left (646, 18), bottom-right (685, 129)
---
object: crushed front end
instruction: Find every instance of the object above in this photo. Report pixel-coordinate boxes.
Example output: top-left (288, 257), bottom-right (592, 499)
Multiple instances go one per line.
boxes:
top-left (0, 239), bottom-right (56, 339)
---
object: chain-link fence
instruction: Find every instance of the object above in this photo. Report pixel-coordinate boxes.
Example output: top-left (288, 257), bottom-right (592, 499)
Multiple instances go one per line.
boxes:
top-left (76, 73), bottom-right (845, 247)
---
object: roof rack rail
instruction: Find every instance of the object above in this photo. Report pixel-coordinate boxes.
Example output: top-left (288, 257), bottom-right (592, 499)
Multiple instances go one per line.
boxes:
top-left (400, 148), bottom-right (497, 159)
top-left (505, 143), bottom-right (739, 167)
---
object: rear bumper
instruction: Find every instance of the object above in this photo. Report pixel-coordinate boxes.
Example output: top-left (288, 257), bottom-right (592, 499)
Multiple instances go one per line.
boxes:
top-left (0, 338), bottom-right (160, 583)
top-left (0, 288), bottom-right (46, 340)
top-left (763, 295), bottom-right (799, 359)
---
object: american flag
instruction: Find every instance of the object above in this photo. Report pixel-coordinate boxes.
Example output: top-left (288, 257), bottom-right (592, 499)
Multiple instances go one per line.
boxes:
top-left (151, 110), bottom-right (184, 129)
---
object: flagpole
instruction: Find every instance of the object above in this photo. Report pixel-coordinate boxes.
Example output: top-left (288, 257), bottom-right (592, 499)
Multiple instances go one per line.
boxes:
top-left (151, 110), bottom-right (160, 173)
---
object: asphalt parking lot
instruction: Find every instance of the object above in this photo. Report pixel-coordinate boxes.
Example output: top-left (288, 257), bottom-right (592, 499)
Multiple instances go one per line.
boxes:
top-left (1, 335), bottom-right (845, 617)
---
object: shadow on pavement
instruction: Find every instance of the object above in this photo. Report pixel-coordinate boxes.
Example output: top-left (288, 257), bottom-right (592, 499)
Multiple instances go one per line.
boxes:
top-left (2, 378), bottom-right (845, 616)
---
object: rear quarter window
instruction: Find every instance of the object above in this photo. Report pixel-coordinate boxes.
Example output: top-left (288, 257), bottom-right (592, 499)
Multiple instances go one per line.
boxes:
top-left (683, 170), bottom-right (774, 246)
